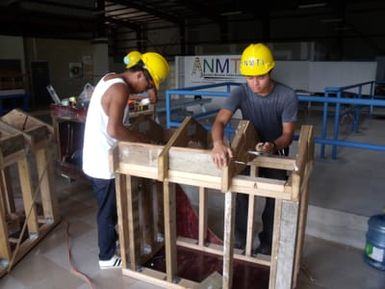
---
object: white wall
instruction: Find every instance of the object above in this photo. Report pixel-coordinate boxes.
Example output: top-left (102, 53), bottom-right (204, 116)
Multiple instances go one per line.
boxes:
top-left (176, 55), bottom-right (377, 95)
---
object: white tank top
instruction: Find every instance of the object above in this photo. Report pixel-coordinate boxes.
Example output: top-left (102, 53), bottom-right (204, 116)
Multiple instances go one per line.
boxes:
top-left (82, 74), bottom-right (126, 179)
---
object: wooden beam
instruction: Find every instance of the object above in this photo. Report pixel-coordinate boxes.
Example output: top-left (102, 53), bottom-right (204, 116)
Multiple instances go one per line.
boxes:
top-left (222, 191), bottom-right (236, 289)
top-left (115, 173), bottom-right (130, 269)
top-left (17, 157), bottom-right (39, 235)
top-left (274, 200), bottom-right (299, 289)
top-left (198, 187), bottom-right (208, 247)
top-left (248, 156), bottom-right (297, 172)
top-left (127, 176), bottom-right (141, 270)
top-left (163, 180), bottom-right (177, 282)
top-left (158, 117), bottom-right (192, 181)
top-left (35, 148), bottom-right (58, 221)
top-left (268, 199), bottom-right (282, 289)
top-left (0, 198), bottom-right (11, 261)
top-left (245, 194), bottom-right (256, 257)
top-left (141, 179), bottom-right (155, 253)
top-left (176, 236), bottom-right (271, 267)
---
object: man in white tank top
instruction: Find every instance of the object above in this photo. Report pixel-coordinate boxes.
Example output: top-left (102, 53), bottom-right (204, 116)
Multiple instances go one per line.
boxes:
top-left (82, 51), bottom-right (169, 269)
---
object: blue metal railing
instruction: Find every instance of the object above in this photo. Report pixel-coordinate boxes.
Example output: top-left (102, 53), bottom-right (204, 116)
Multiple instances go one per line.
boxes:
top-left (165, 81), bottom-right (385, 159)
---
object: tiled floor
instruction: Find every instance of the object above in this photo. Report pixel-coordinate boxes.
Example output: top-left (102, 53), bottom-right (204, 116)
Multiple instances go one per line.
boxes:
top-left (1, 112), bottom-right (385, 289)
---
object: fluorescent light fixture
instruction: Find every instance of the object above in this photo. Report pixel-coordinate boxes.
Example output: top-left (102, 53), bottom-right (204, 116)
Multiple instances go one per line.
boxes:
top-left (220, 10), bottom-right (243, 16)
top-left (298, 2), bottom-right (327, 9)
top-left (320, 18), bottom-right (343, 23)
top-left (334, 26), bottom-right (352, 31)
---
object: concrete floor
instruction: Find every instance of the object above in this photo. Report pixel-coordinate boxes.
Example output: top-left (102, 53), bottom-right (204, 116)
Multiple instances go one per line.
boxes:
top-left (1, 112), bottom-right (385, 289)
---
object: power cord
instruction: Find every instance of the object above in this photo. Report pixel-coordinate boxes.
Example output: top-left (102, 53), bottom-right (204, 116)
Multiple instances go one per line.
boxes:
top-left (64, 219), bottom-right (96, 289)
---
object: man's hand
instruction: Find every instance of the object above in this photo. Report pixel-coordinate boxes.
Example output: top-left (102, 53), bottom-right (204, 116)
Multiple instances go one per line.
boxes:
top-left (211, 142), bottom-right (233, 169)
top-left (255, 142), bottom-right (275, 153)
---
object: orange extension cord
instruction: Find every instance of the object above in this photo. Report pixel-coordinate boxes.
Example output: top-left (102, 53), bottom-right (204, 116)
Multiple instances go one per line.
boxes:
top-left (64, 219), bottom-right (96, 289)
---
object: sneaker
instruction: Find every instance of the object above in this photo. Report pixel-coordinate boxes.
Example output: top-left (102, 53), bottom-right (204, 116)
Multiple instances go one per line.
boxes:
top-left (254, 244), bottom-right (272, 256)
top-left (99, 255), bottom-right (122, 269)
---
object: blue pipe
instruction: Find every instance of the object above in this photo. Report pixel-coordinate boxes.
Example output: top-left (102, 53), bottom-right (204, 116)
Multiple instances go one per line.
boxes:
top-left (297, 95), bottom-right (385, 106)
top-left (315, 138), bottom-right (385, 152)
top-left (332, 90), bottom-right (343, 159)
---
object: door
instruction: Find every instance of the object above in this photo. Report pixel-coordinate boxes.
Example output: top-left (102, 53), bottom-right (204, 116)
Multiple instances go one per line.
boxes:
top-left (31, 61), bottom-right (51, 108)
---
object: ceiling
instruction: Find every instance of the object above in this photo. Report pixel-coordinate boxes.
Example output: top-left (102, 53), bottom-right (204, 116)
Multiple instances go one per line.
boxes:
top-left (1, 0), bottom-right (385, 57)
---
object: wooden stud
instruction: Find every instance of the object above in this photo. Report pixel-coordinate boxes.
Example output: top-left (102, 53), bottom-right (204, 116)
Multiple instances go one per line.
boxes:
top-left (17, 157), bottom-right (39, 235)
top-left (127, 175), bottom-right (141, 270)
top-left (245, 193), bottom-right (256, 257)
top-left (35, 148), bottom-right (58, 221)
top-left (163, 180), bottom-right (177, 282)
top-left (268, 199), bottom-right (283, 289)
top-left (141, 179), bottom-right (155, 254)
top-left (0, 169), bottom-right (15, 215)
top-left (222, 190), bottom-right (236, 289)
top-left (158, 117), bottom-right (192, 181)
top-left (275, 200), bottom-right (299, 289)
top-left (0, 196), bottom-right (11, 262)
top-left (115, 173), bottom-right (130, 269)
top-left (198, 186), bottom-right (208, 247)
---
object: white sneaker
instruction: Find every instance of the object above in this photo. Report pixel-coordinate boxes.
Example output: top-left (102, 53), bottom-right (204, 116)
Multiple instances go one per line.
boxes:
top-left (99, 255), bottom-right (122, 269)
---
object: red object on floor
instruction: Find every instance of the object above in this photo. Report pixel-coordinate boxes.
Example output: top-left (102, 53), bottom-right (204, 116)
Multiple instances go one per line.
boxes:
top-left (175, 183), bottom-right (223, 245)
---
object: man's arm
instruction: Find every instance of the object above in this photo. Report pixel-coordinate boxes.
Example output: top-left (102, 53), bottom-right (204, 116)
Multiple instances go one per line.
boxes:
top-left (211, 109), bottom-right (234, 168)
top-left (104, 84), bottom-right (148, 142)
top-left (273, 122), bottom-right (296, 150)
top-left (256, 122), bottom-right (296, 152)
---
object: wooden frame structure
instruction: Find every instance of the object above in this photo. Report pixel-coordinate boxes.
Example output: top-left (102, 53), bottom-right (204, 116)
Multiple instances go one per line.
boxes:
top-left (0, 109), bottom-right (59, 277)
top-left (111, 117), bottom-right (314, 289)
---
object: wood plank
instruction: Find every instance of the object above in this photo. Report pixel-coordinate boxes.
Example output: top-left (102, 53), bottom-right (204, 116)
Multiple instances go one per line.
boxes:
top-left (35, 148), bottom-right (58, 221)
top-left (248, 156), bottom-right (297, 172)
top-left (17, 157), bottom-right (39, 235)
top-left (245, 194), bottom-right (256, 257)
top-left (163, 180), bottom-right (177, 282)
top-left (176, 237), bottom-right (271, 267)
top-left (198, 187), bottom-right (208, 247)
top-left (122, 267), bottom-right (198, 289)
top-left (0, 198), bottom-right (11, 261)
top-left (158, 117), bottom-right (192, 181)
top-left (1, 109), bottom-right (53, 134)
top-left (222, 191), bottom-right (236, 289)
top-left (268, 199), bottom-right (282, 289)
top-left (274, 200), bottom-right (299, 289)
top-left (168, 147), bottom-right (220, 177)
top-left (109, 143), bottom-right (119, 174)
top-left (0, 168), bottom-right (15, 213)
top-left (117, 163), bottom-right (158, 179)
top-left (115, 174), bottom-right (130, 269)
top-left (127, 175), bottom-right (141, 270)
top-left (141, 179), bottom-right (155, 252)
top-left (222, 121), bottom-right (258, 192)
top-left (117, 142), bottom-right (163, 168)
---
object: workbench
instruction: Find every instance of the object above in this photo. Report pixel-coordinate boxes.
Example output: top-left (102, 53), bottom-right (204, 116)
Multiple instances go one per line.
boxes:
top-left (49, 104), bottom-right (154, 179)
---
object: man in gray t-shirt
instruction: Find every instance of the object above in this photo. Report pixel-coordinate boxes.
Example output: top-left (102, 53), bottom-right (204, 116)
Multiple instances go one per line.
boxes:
top-left (211, 43), bottom-right (298, 255)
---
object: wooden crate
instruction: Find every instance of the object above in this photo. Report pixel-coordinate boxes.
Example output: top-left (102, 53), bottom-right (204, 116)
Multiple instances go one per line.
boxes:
top-left (0, 110), bottom-right (60, 278)
top-left (115, 116), bottom-right (212, 265)
top-left (111, 117), bottom-right (314, 289)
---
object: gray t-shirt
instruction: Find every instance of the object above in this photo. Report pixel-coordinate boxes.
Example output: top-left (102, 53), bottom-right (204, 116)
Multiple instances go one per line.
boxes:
top-left (223, 82), bottom-right (298, 142)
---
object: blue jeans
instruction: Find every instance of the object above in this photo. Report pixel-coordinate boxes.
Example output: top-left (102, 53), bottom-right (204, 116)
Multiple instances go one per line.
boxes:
top-left (90, 177), bottom-right (117, 261)
top-left (235, 148), bottom-right (289, 250)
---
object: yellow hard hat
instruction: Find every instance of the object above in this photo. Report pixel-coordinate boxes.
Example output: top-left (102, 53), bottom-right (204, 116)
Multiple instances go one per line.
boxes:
top-left (239, 43), bottom-right (275, 76)
top-left (123, 51), bottom-right (169, 90)
top-left (141, 52), bottom-right (169, 90)
top-left (123, 51), bottom-right (142, 69)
